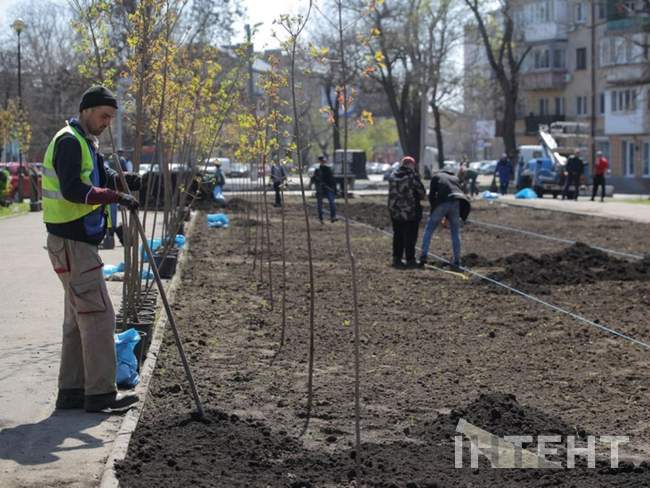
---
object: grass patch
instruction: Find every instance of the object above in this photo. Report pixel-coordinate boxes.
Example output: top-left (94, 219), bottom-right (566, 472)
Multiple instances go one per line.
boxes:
top-left (0, 202), bottom-right (29, 219)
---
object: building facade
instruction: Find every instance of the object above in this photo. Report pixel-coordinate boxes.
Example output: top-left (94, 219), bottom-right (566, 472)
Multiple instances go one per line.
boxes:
top-left (514, 0), bottom-right (650, 192)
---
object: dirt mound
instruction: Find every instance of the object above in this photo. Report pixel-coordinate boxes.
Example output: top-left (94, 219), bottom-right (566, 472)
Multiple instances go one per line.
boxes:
top-left (489, 242), bottom-right (650, 289)
top-left (418, 393), bottom-right (583, 442)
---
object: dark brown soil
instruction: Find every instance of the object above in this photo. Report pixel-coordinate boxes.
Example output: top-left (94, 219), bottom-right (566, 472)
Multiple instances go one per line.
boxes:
top-left (116, 197), bottom-right (650, 487)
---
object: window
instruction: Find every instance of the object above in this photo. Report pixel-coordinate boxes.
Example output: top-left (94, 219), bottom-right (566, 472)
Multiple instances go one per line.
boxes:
top-left (575, 2), bottom-right (585, 22)
top-left (539, 98), bottom-right (550, 115)
top-left (577, 95), bottom-right (588, 115)
top-left (534, 49), bottom-right (550, 69)
top-left (553, 49), bottom-right (566, 68)
top-left (599, 92), bottom-right (605, 114)
top-left (611, 89), bottom-right (638, 112)
top-left (576, 48), bottom-right (587, 70)
top-left (597, 2), bottom-right (606, 19)
top-left (555, 97), bottom-right (565, 115)
top-left (622, 140), bottom-right (635, 176)
top-left (644, 142), bottom-right (650, 177)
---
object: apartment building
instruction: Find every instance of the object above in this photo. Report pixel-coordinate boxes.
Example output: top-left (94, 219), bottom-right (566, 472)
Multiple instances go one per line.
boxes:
top-left (514, 0), bottom-right (650, 192)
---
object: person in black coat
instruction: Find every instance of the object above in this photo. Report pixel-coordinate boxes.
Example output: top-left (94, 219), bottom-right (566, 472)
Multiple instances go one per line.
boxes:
top-left (562, 150), bottom-right (584, 200)
top-left (312, 156), bottom-right (337, 223)
top-left (419, 169), bottom-right (471, 269)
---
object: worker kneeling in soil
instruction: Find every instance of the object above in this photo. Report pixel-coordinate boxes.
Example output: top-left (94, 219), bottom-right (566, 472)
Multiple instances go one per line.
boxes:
top-left (43, 86), bottom-right (141, 413)
top-left (387, 156), bottom-right (426, 268)
top-left (419, 167), bottom-right (470, 270)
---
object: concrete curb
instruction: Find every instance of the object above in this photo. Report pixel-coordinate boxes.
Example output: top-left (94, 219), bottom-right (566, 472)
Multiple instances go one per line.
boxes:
top-left (99, 210), bottom-right (199, 488)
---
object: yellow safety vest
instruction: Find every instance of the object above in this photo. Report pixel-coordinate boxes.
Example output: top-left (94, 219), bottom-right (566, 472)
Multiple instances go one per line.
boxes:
top-left (42, 123), bottom-right (101, 224)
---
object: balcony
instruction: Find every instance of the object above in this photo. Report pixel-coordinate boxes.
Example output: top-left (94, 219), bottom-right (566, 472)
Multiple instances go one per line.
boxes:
top-left (606, 64), bottom-right (650, 86)
top-left (521, 70), bottom-right (570, 91)
top-left (524, 22), bottom-right (568, 43)
top-left (525, 115), bottom-right (566, 135)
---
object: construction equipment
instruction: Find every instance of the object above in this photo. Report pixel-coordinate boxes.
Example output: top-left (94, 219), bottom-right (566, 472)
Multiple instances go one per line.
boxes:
top-left (518, 122), bottom-right (613, 198)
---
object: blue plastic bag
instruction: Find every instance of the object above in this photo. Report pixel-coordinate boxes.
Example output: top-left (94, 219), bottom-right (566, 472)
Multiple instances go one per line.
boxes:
top-left (103, 264), bottom-right (120, 277)
top-left (481, 191), bottom-right (499, 200)
top-left (174, 234), bottom-right (186, 248)
top-left (115, 328), bottom-right (141, 388)
top-left (140, 269), bottom-right (154, 279)
top-left (207, 213), bottom-right (229, 228)
top-left (212, 185), bottom-right (225, 203)
top-left (515, 188), bottom-right (538, 199)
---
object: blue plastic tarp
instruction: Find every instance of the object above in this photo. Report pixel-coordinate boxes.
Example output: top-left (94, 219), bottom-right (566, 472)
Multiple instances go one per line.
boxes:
top-left (515, 188), bottom-right (538, 199)
top-left (115, 328), bottom-right (141, 388)
top-left (207, 213), bottom-right (229, 228)
top-left (481, 191), bottom-right (499, 200)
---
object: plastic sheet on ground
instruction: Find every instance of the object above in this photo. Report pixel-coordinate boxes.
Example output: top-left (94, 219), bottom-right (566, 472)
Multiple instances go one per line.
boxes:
top-left (481, 191), bottom-right (500, 200)
top-left (103, 264), bottom-right (120, 277)
top-left (515, 188), bottom-right (538, 199)
top-left (115, 328), bottom-right (141, 388)
top-left (207, 213), bottom-right (229, 228)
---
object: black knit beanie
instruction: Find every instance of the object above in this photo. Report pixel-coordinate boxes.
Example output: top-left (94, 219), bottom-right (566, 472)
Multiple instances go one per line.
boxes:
top-left (79, 86), bottom-right (118, 112)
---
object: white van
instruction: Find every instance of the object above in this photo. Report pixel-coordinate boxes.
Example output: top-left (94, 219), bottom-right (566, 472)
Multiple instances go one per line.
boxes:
top-left (516, 145), bottom-right (545, 181)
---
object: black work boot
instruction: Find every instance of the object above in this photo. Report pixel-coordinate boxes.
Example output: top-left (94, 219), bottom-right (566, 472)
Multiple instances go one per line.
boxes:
top-left (392, 258), bottom-right (405, 269)
top-left (418, 256), bottom-right (428, 268)
top-left (85, 392), bottom-right (139, 413)
top-left (56, 388), bottom-right (85, 409)
top-left (405, 259), bottom-right (418, 269)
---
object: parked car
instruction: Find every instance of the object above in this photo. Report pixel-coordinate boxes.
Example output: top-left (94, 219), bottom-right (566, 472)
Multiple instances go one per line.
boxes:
top-left (478, 160), bottom-right (498, 175)
top-left (442, 160), bottom-right (459, 173)
top-left (469, 161), bottom-right (483, 172)
top-left (3, 162), bottom-right (41, 201)
top-left (227, 163), bottom-right (250, 178)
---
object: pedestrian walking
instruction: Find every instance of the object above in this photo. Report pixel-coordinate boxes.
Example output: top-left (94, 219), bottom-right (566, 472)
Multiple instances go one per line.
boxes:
top-left (43, 86), bottom-right (141, 413)
top-left (459, 158), bottom-right (479, 197)
top-left (312, 155), bottom-right (337, 223)
top-left (591, 151), bottom-right (608, 202)
top-left (419, 167), bottom-right (471, 269)
top-left (495, 153), bottom-right (514, 195)
top-left (562, 149), bottom-right (584, 200)
top-left (271, 159), bottom-right (288, 207)
top-left (387, 156), bottom-right (426, 269)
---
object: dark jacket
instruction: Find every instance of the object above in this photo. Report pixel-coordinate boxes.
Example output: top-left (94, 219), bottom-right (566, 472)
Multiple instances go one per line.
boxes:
top-left (495, 157), bottom-right (514, 180)
top-left (388, 165), bottom-right (426, 222)
top-left (312, 164), bottom-right (336, 195)
top-left (429, 170), bottom-right (471, 221)
top-left (45, 119), bottom-right (121, 245)
top-left (566, 155), bottom-right (584, 176)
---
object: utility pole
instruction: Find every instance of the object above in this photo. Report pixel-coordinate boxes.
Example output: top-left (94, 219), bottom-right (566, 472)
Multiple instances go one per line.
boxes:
top-left (590, 0), bottom-right (597, 168)
top-left (12, 18), bottom-right (25, 203)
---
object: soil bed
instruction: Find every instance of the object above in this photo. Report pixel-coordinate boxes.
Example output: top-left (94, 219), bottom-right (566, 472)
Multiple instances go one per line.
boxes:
top-left (116, 197), bottom-right (650, 487)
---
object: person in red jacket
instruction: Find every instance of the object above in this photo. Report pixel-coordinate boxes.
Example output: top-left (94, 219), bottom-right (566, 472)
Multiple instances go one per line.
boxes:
top-left (591, 151), bottom-right (609, 202)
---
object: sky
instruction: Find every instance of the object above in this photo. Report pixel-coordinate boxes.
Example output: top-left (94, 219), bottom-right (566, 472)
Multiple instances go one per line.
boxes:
top-left (240, 0), bottom-right (305, 50)
top-left (0, 0), bottom-right (306, 49)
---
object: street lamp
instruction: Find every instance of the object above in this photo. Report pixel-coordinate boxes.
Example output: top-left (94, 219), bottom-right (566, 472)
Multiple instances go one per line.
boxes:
top-left (11, 18), bottom-right (25, 203)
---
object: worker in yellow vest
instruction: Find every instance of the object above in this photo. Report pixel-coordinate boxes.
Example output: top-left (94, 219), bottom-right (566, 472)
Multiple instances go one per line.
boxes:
top-left (43, 86), bottom-right (140, 413)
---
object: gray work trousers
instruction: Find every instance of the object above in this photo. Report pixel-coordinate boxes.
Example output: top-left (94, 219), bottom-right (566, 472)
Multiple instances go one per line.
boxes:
top-left (46, 233), bottom-right (116, 396)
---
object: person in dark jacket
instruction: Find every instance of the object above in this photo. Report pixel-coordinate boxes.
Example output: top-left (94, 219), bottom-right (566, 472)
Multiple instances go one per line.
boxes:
top-left (562, 150), bottom-right (584, 200)
top-left (271, 159), bottom-right (288, 207)
top-left (388, 156), bottom-right (426, 268)
top-left (419, 169), bottom-right (471, 269)
top-left (312, 155), bottom-right (337, 223)
top-left (495, 154), bottom-right (514, 195)
top-left (43, 86), bottom-right (140, 413)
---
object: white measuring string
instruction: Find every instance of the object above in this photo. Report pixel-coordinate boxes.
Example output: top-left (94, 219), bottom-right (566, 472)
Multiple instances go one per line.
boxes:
top-left (340, 212), bottom-right (650, 351)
